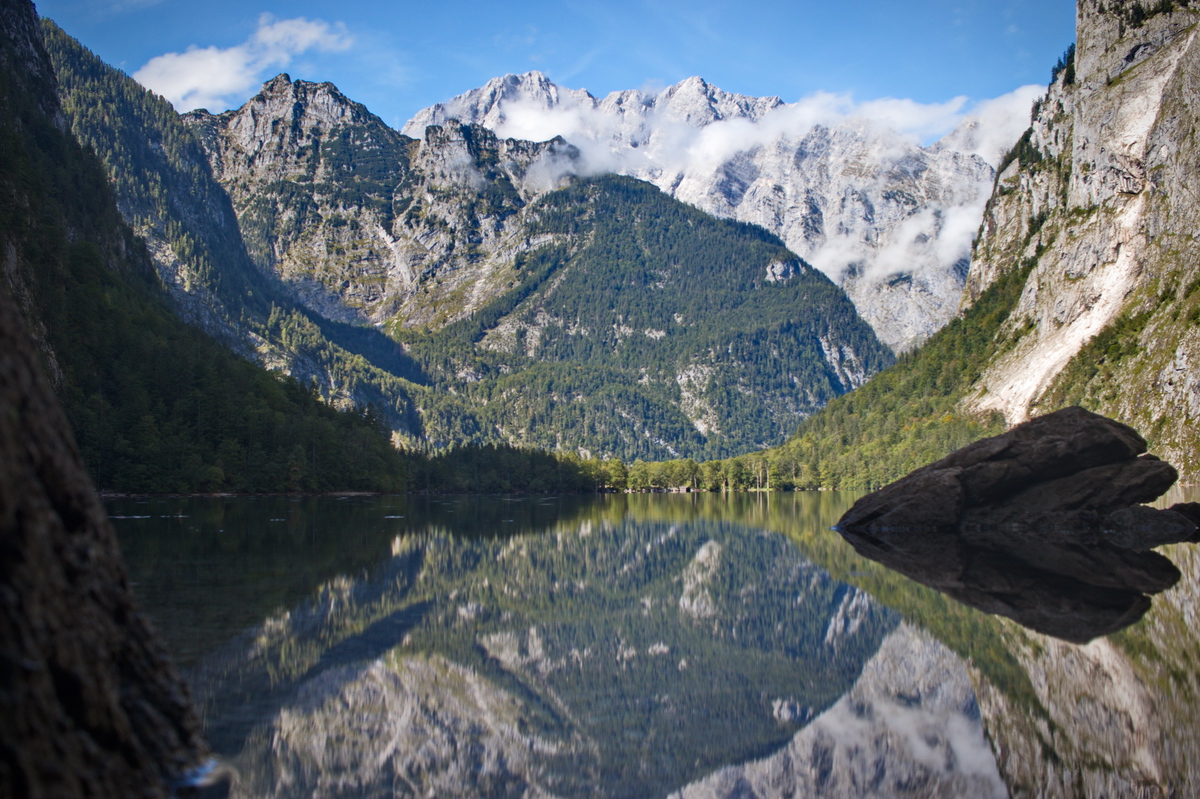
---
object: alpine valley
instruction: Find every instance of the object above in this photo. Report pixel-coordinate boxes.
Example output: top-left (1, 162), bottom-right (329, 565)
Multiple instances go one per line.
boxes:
top-left (39, 20), bottom-right (905, 474)
top-left (14, 0), bottom-right (1200, 496)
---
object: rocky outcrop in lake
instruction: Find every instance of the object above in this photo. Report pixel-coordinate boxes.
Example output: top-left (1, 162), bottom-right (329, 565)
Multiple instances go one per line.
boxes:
top-left (836, 407), bottom-right (1196, 642)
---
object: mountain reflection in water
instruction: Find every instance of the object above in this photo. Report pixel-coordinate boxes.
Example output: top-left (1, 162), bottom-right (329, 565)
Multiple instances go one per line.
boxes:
top-left (109, 491), bottom-right (1200, 796)
top-left (109, 494), bottom-right (1007, 799)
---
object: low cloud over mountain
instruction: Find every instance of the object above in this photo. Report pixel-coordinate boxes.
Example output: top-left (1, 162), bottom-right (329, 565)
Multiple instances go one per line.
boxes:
top-left (405, 73), bottom-right (1042, 351)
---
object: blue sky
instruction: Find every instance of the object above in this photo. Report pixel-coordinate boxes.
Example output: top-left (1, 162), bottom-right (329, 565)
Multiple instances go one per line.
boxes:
top-left (34, 0), bottom-right (1077, 130)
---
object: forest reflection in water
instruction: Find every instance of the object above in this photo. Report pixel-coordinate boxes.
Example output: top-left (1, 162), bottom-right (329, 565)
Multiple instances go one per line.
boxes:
top-left (107, 490), bottom-right (1200, 797)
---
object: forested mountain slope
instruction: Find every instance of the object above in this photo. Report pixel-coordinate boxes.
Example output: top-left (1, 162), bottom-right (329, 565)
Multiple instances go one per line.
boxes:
top-left (775, 0), bottom-right (1200, 487)
top-left (398, 175), bottom-right (891, 459)
top-left (40, 24), bottom-right (891, 463)
top-left (1, 13), bottom-right (406, 493)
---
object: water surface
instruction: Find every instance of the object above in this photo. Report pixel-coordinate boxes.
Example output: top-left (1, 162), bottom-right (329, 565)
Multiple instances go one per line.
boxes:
top-left (108, 492), bottom-right (1200, 797)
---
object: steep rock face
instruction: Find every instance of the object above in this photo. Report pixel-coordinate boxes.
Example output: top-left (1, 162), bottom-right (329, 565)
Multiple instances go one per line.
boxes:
top-left (964, 1), bottom-right (1200, 474)
top-left (405, 71), bottom-right (1005, 351)
top-left (184, 75), bottom-right (577, 328)
top-left (0, 275), bottom-right (210, 799)
top-left (42, 19), bottom-right (261, 353)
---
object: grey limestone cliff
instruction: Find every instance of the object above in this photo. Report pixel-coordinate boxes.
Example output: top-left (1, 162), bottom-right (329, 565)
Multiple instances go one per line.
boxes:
top-left (963, 0), bottom-right (1200, 477)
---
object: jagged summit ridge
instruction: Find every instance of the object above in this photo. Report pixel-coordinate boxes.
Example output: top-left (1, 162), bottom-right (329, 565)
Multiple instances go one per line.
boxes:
top-left (404, 71), bottom-right (1015, 352)
top-left (185, 73), bottom-right (405, 184)
top-left (402, 71), bottom-right (785, 139)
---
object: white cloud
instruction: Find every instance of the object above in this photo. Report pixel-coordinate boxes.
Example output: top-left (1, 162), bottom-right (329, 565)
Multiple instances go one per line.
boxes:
top-left (486, 84), bottom-right (1036, 181)
top-left (132, 14), bottom-right (353, 112)
top-left (959, 83), bottom-right (1046, 166)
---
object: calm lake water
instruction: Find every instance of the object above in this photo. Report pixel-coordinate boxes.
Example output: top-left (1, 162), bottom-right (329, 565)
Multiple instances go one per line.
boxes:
top-left (107, 491), bottom-right (1200, 798)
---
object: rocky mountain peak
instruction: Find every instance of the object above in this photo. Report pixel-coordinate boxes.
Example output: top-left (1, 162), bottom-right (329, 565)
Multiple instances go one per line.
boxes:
top-left (184, 72), bottom-right (409, 185)
top-left (404, 70), bottom-right (598, 138)
top-left (655, 75), bottom-right (784, 126)
top-left (242, 71), bottom-right (382, 134)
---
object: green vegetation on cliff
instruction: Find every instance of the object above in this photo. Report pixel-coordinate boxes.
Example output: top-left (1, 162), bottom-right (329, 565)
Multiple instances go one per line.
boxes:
top-left (766, 264), bottom-right (1032, 490)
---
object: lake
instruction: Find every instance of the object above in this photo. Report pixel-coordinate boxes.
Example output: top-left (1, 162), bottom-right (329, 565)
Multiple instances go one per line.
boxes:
top-left (107, 492), bottom-right (1200, 798)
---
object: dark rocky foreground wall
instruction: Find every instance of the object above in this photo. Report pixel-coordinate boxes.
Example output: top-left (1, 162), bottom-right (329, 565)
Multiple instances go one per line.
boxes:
top-left (0, 0), bottom-right (211, 790)
top-left (0, 273), bottom-right (210, 794)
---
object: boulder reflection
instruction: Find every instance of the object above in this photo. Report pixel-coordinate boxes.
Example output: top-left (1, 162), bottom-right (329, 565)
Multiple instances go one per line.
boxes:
top-left (835, 520), bottom-right (1187, 644)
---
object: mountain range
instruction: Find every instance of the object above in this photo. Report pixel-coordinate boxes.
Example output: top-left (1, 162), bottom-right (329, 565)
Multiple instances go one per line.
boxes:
top-left (404, 71), bottom-right (1033, 352)
top-left (11, 0), bottom-right (1200, 491)
top-left (36, 24), bottom-right (895, 471)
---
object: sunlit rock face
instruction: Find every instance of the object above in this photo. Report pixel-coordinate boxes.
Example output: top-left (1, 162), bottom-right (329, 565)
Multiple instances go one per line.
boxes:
top-left (964, 1), bottom-right (1200, 477)
top-left (405, 72), bottom-right (1011, 352)
top-left (184, 76), bottom-right (578, 329)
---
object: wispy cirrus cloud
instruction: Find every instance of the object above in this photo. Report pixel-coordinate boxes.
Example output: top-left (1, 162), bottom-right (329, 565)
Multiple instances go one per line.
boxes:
top-left (132, 14), bottom-right (353, 112)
